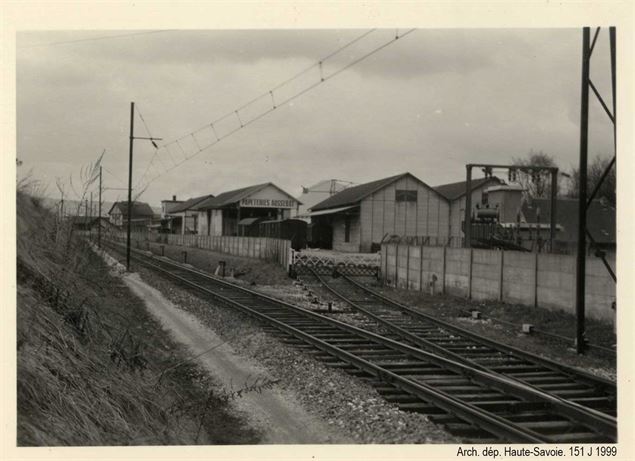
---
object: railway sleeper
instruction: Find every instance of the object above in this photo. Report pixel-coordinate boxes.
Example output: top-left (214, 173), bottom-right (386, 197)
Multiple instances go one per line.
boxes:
top-left (396, 368), bottom-right (460, 376)
top-left (517, 420), bottom-right (591, 435)
top-left (396, 402), bottom-right (449, 415)
top-left (356, 353), bottom-right (415, 361)
top-left (381, 393), bottom-right (426, 404)
top-left (451, 392), bottom-right (513, 401)
top-left (510, 375), bottom-right (575, 385)
top-left (441, 422), bottom-right (493, 439)
top-left (534, 382), bottom-right (593, 391)
top-left (570, 396), bottom-right (616, 408)
top-left (408, 377), bottom-right (473, 386)
top-left (546, 388), bottom-right (607, 398)
top-left (471, 400), bottom-right (548, 413)
top-left (544, 432), bottom-right (613, 444)
top-left (489, 364), bottom-right (545, 373)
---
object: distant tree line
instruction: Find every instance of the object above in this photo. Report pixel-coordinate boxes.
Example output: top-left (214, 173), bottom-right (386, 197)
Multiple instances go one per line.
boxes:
top-left (511, 150), bottom-right (615, 207)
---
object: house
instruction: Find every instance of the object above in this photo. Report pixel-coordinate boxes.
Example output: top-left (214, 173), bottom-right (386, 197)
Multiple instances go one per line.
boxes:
top-left (107, 201), bottom-right (155, 229)
top-left (308, 172), bottom-right (450, 253)
top-left (160, 195), bottom-right (184, 219)
top-left (168, 194), bottom-right (215, 234)
top-left (434, 176), bottom-right (503, 244)
top-left (192, 183), bottom-right (300, 236)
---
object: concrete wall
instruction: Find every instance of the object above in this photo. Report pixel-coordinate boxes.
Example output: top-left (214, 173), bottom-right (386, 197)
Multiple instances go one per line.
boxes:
top-left (444, 248), bottom-right (471, 297)
top-left (381, 242), bottom-right (616, 324)
top-left (111, 230), bottom-right (292, 270)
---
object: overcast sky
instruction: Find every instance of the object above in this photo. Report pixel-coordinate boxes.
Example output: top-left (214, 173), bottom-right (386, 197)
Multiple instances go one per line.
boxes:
top-left (17, 29), bottom-right (615, 206)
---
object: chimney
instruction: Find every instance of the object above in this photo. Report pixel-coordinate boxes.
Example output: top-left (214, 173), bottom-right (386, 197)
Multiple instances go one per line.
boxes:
top-left (172, 195), bottom-right (176, 201)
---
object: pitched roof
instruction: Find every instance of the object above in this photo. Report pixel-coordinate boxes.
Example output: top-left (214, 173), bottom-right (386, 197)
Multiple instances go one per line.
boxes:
top-left (193, 182), bottom-right (299, 210)
top-left (107, 201), bottom-right (154, 217)
top-left (521, 198), bottom-right (615, 244)
top-left (170, 194), bottom-right (215, 213)
top-left (311, 172), bottom-right (441, 212)
top-left (434, 177), bottom-right (502, 201)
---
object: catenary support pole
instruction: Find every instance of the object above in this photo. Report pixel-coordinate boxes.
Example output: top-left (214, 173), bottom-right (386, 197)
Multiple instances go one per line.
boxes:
top-left (98, 166), bottom-right (102, 248)
top-left (575, 28), bottom-right (590, 354)
top-left (126, 102), bottom-right (135, 271)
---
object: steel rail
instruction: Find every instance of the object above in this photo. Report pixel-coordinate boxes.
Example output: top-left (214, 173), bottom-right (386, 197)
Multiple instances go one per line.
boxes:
top-left (340, 272), bottom-right (616, 392)
top-left (307, 269), bottom-right (616, 433)
top-left (103, 240), bottom-right (616, 442)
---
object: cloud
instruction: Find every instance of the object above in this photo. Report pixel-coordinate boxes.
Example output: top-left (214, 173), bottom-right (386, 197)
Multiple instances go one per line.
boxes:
top-left (16, 28), bottom-right (615, 206)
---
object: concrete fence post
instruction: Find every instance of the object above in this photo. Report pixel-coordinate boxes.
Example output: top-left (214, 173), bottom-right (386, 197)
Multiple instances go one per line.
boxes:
top-left (383, 245), bottom-right (388, 282)
top-left (499, 250), bottom-right (504, 302)
top-left (534, 252), bottom-right (539, 308)
top-left (419, 245), bottom-right (425, 293)
top-left (468, 248), bottom-right (474, 300)
top-left (395, 244), bottom-right (399, 287)
top-left (406, 244), bottom-right (410, 289)
top-left (442, 245), bottom-right (447, 295)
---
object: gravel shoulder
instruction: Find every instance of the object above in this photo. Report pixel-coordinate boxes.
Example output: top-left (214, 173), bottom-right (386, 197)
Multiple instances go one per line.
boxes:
top-left (115, 251), bottom-right (457, 444)
top-left (122, 271), bottom-right (340, 444)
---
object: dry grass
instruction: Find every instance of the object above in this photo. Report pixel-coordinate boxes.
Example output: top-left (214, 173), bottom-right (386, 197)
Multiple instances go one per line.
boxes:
top-left (16, 189), bottom-right (260, 446)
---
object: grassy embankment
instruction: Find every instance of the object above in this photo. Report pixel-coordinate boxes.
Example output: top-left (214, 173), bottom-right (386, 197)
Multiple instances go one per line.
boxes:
top-left (16, 188), bottom-right (260, 446)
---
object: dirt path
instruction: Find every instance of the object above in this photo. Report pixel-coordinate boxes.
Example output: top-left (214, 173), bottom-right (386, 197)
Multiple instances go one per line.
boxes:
top-left (123, 272), bottom-right (347, 444)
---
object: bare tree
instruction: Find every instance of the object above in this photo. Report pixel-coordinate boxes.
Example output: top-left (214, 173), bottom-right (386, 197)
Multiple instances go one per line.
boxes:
top-left (512, 150), bottom-right (558, 200)
top-left (567, 155), bottom-right (615, 207)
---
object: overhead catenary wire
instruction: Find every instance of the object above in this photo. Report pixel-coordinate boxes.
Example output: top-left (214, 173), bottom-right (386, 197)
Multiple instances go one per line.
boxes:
top-left (134, 29), bottom-right (396, 189)
top-left (134, 104), bottom-right (166, 189)
top-left (18, 30), bottom-right (174, 50)
top-left (135, 28), bottom-right (416, 195)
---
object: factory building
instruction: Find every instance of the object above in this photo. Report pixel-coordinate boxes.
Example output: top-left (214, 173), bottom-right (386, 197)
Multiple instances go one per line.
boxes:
top-left (308, 172), bottom-right (450, 253)
top-left (434, 176), bottom-right (503, 244)
top-left (192, 182), bottom-right (300, 236)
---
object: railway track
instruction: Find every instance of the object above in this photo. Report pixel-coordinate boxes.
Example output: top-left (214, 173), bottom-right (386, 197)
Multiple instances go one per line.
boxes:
top-left (103, 241), bottom-right (616, 443)
top-left (303, 268), bottom-right (617, 418)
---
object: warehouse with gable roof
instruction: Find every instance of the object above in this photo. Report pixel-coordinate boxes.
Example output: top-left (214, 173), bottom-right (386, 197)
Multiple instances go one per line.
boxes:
top-left (192, 182), bottom-right (300, 236)
top-left (307, 172), bottom-right (450, 253)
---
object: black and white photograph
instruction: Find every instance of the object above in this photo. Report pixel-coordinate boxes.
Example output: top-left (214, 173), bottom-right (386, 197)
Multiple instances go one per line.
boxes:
top-left (5, 2), bottom-right (633, 458)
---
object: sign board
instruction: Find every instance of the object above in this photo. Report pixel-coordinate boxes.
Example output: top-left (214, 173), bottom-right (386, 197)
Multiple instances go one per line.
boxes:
top-left (240, 198), bottom-right (296, 208)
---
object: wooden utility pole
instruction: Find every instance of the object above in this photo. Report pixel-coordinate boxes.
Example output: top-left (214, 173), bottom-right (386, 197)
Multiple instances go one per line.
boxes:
top-left (98, 166), bottom-right (102, 248)
top-left (126, 102), bottom-right (135, 271)
top-left (126, 102), bottom-right (163, 270)
top-left (60, 190), bottom-right (64, 219)
top-left (89, 192), bottom-right (93, 240)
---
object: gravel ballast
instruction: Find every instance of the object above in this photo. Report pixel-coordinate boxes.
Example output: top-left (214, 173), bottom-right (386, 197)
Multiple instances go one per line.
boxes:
top-left (131, 261), bottom-right (458, 444)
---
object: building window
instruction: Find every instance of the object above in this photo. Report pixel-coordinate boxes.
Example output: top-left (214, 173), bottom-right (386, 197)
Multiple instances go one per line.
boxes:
top-left (481, 190), bottom-right (489, 205)
top-left (395, 190), bottom-right (417, 202)
top-left (344, 215), bottom-right (351, 243)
